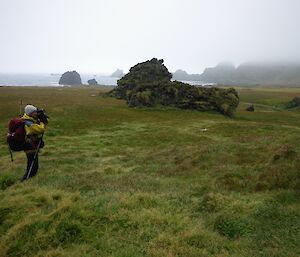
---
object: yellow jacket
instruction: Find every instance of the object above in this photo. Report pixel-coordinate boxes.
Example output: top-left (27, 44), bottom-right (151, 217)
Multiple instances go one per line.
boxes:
top-left (22, 114), bottom-right (45, 136)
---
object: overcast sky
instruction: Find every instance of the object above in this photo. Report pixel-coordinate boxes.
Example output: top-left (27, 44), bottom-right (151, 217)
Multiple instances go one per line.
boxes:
top-left (0, 0), bottom-right (300, 74)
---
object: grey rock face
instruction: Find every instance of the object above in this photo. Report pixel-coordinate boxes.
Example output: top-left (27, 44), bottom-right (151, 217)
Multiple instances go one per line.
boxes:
top-left (59, 71), bottom-right (82, 85)
top-left (87, 78), bottom-right (98, 85)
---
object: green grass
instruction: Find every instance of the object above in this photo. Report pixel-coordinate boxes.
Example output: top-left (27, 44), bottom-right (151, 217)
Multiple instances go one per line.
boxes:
top-left (0, 85), bottom-right (300, 257)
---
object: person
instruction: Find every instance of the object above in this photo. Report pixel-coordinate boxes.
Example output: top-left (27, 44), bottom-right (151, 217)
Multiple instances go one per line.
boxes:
top-left (21, 104), bottom-right (46, 181)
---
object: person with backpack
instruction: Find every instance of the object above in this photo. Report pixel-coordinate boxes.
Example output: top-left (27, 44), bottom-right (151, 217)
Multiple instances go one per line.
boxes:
top-left (7, 104), bottom-right (49, 181)
top-left (20, 104), bottom-right (47, 181)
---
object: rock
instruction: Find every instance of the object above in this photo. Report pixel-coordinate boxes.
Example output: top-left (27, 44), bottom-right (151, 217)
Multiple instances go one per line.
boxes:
top-left (173, 69), bottom-right (202, 81)
top-left (286, 97), bottom-right (300, 108)
top-left (172, 69), bottom-right (190, 80)
top-left (111, 69), bottom-right (124, 78)
top-left (87, 78), bottom-right (98, 86)
top-left (59, 71), bottom-right (82, 85)
top-left (111, 58), bottom-right (172, 99)
top-left (108, 58), bottom-right (239, 117)
top-left (246, 104), bottom-right (255, 112)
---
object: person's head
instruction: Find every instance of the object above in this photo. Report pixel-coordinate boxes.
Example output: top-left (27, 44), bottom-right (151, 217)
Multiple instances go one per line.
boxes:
top-left (24, 104), bottom-right (38, 119)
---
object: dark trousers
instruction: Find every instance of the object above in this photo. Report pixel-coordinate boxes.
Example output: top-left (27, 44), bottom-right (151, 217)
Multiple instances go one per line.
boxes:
top-left (22, 152), bottom-right (39, 181)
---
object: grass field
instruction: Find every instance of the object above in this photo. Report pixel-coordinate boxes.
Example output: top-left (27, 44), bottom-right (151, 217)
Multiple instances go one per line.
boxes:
top-left (0, 85), bottom-right (300, 257)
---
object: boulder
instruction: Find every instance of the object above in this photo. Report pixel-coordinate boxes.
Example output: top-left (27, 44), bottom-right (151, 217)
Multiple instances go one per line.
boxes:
top-left (246, 104), bottom-right (255, 112)
top-left (59, 71), bottom-right (82, 85)
top-left (286, 97), bottom-right (300, 108)
top-left (109, 58), bottom-right (239, 117)
top-left (87, 78), bottom-right (98, 86)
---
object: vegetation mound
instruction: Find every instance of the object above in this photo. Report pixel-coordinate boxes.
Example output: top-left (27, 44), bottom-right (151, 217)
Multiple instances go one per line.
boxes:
top-left (109, 58), bottom-right (239, 117)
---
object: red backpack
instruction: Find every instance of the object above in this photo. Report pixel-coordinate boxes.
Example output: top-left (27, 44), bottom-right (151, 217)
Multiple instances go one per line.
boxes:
top-left (7, 118), bottom-right (26, 151)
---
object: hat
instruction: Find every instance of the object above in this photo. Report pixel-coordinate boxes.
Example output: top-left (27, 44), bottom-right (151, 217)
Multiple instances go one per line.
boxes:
top-left (24, 104), bottom-right (37, 115)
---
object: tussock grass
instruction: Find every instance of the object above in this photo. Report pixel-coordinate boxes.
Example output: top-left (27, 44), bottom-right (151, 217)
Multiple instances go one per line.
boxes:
top-left (0, 85), bottom-right (300, 257)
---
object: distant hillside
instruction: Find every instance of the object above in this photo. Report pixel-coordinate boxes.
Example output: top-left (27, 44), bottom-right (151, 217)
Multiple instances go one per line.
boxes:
top-left (172, 69), bottom-right (202, 81)
top-left (200, 62), bottom-right (300, 85)
top-left (200, 62), bottom-right (236, 84)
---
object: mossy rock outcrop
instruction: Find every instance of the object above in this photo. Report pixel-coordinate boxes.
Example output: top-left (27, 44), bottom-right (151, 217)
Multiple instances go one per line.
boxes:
top-left (111, 58), bottom-right (172, 99)
top-left (109, 58), bottom-right (239, 117)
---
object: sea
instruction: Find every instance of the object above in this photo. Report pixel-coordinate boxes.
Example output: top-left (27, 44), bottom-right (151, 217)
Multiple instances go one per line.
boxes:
top-left (0, 73), bottom-right (119, 87)
top-left (0, 73), bottom-right (210, 87)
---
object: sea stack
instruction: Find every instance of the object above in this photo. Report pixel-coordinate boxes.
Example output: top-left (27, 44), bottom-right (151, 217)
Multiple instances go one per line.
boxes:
top-left (111, 69), bottom-right (124, 78)
top-left (87, 78), bottom-right (98, 86)
top-left (59, 71), bottom-right (82, 85)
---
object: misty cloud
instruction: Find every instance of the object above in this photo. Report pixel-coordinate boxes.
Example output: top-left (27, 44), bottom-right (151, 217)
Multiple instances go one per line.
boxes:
top-left (0, 0), bottom-right (299, 73)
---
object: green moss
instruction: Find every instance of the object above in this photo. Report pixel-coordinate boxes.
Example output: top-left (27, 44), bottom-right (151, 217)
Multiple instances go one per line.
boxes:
top-left (0, 207), bottom-right (10, 225)
top-left (0, 174), bottom-right (18, 190)
top-left (214, 214), bottom-right (253, 239)
top-left (6, 221), bottom-right (52, 257)
top-left (55, 221), bottom-right (83, 244)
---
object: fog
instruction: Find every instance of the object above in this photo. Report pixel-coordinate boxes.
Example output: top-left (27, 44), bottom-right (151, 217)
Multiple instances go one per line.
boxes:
top-left (0, 0), bottom-right (300, 74)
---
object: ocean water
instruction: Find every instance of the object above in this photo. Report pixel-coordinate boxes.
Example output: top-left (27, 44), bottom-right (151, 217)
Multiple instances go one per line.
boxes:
top-left (178, 80), bottom-right (210, 86)
top-left (0, 73), bottom-right (212, 87)
top-left (0, 73), bottom-right (119, 87)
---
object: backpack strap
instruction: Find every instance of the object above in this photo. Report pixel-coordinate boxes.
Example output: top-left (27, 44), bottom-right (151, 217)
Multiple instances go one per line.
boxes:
top-left (24, 120), bottom-right (34, 126)
top-left (8, 145), bottom-right (14, 162)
